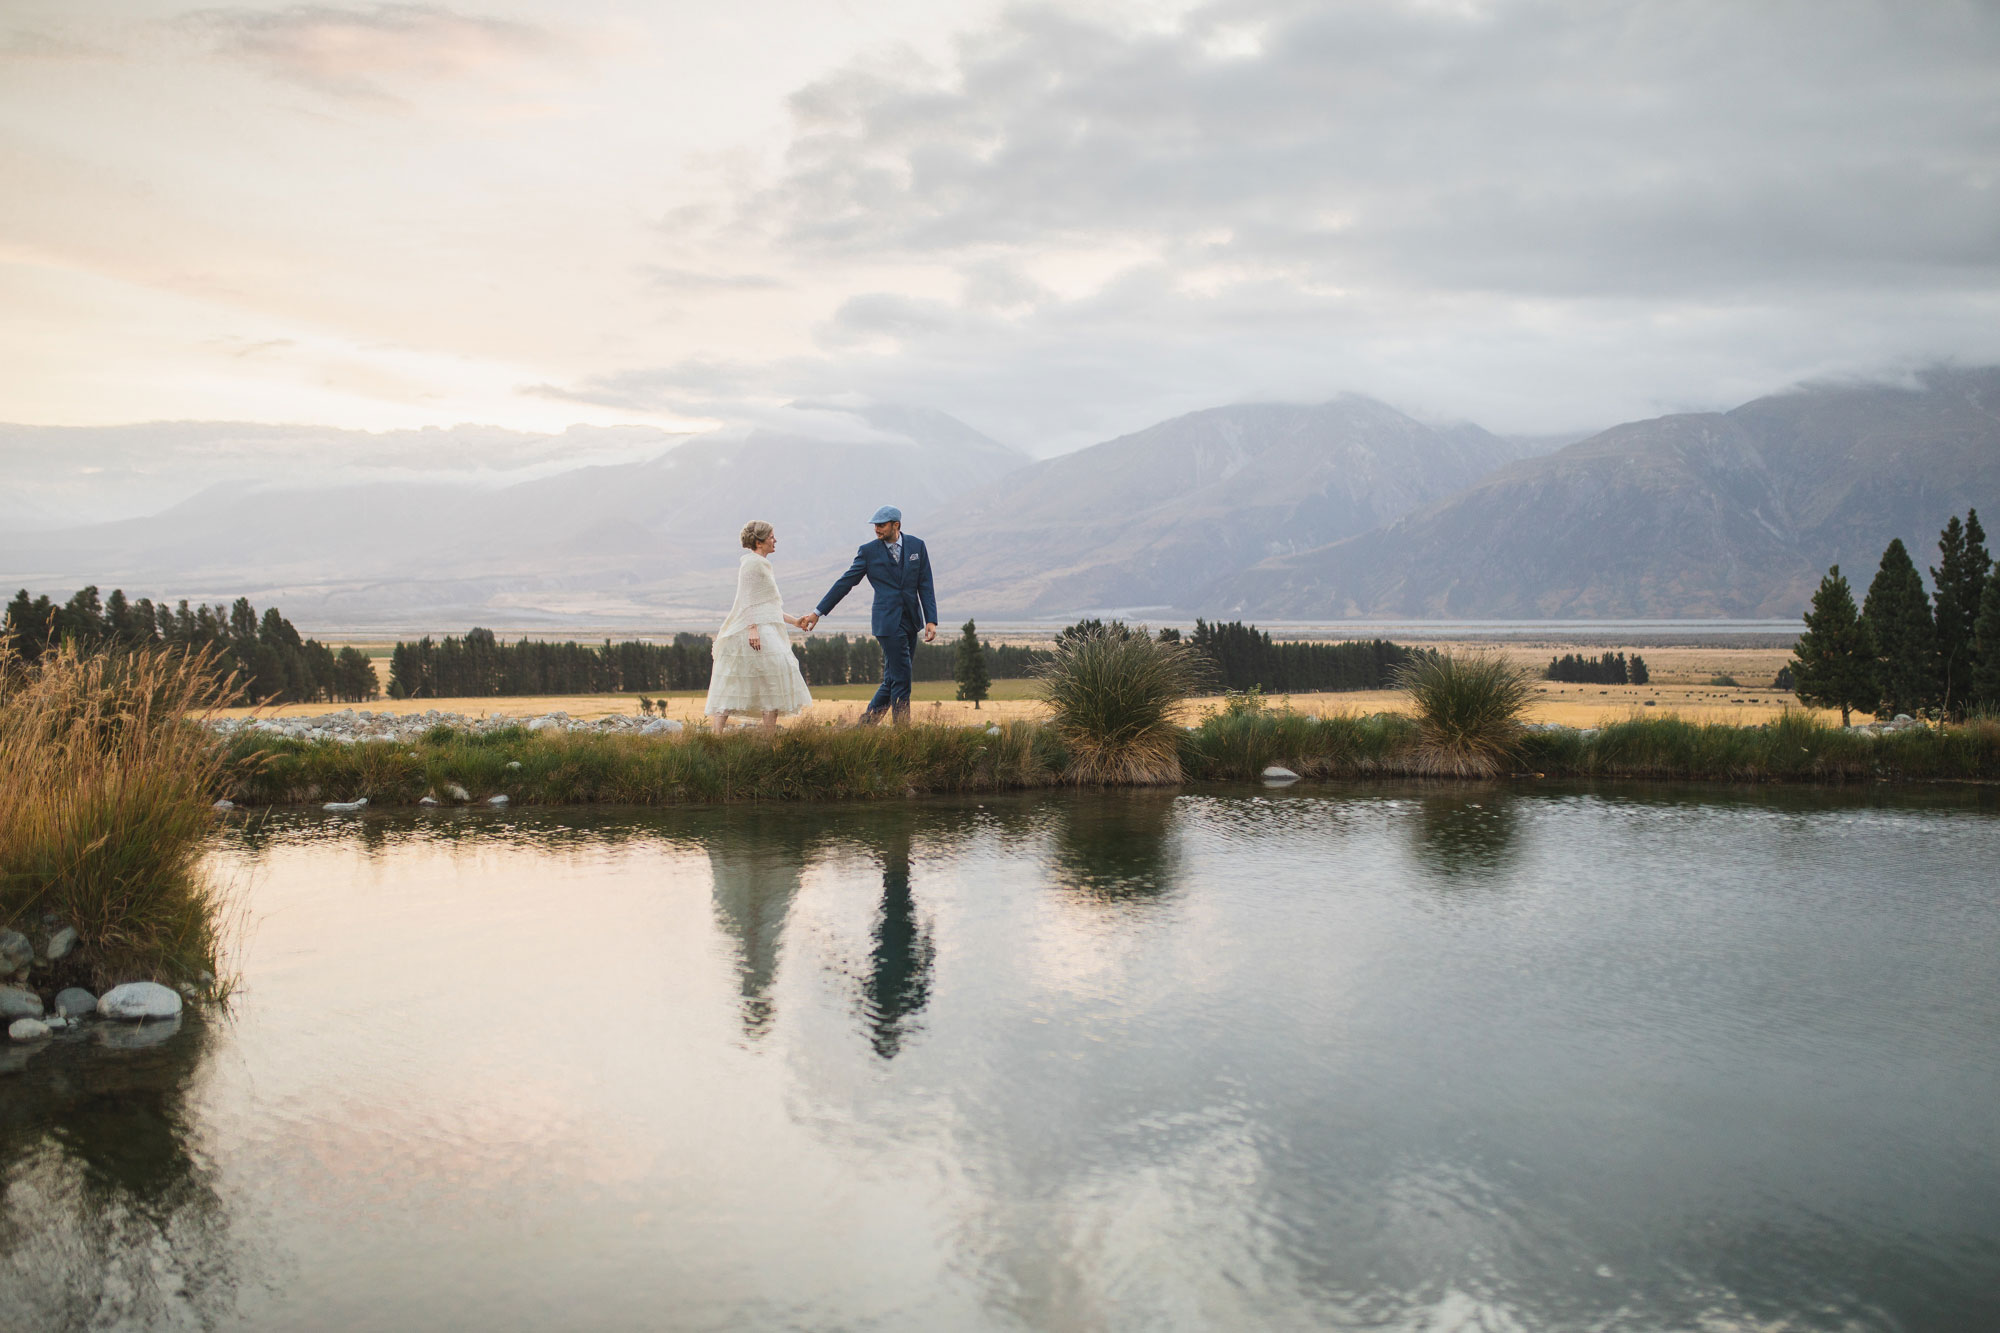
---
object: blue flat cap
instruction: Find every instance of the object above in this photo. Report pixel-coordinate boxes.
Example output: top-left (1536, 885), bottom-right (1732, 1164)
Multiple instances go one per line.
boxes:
top-left (870, 505), bottom-right (902, 524)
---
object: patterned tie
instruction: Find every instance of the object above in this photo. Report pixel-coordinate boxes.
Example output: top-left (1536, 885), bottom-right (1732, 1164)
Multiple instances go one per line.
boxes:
top-left (889, 541), bottom-right (902, 564)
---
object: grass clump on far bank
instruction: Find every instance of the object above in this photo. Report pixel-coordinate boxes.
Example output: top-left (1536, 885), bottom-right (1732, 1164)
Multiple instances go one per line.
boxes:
top-left (0, 643), bottom-right (237, 989)
top-left (1394, 652), bottom-right (1534, 777)
top-left (1038, 628), bottom-right (1208, 785)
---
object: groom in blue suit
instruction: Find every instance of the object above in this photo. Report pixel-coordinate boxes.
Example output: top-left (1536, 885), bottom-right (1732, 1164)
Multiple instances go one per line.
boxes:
top-left (799, 506), bottom-right (938, 724)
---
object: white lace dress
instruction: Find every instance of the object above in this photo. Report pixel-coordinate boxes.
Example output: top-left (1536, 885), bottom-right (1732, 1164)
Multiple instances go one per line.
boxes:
top-left (705, 551), bottom-right (814, 715)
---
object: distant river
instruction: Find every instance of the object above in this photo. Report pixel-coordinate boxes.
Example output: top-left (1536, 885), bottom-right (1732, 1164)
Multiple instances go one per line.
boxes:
top-left (5, 785), bottom-right (1998, 1331)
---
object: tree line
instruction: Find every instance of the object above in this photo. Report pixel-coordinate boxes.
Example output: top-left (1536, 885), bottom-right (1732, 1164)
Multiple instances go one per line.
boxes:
top-left (1544, 651), bottom-right (1651, 685)
top-left (3, 585), bottom-right (378, 703)
top-left (1791, 508), bottom-right (2000, 723)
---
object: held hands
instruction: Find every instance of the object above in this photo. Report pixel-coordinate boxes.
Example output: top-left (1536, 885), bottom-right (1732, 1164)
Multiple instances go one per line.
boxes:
top-left (798, 612), bottom-right (820, 632)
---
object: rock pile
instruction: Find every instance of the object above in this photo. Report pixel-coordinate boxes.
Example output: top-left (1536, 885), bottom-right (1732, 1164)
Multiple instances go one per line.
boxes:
top-left (211, 708), bottom-right (685, 745)
top-left (1, 921), bottom-right (200, 1068)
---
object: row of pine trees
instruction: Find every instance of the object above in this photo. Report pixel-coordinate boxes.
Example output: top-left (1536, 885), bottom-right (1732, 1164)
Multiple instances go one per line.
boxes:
top-left (1545, 652), bottom-right (1651, 685)
top-left (3, 585), bottom-right (378, 704)
top-left (1791, 510), bottom-right (1999, 723)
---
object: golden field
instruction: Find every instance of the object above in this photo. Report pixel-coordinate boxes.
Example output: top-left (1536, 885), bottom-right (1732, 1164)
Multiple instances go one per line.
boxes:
top-left (211, 641), bottom-right (1828, 729)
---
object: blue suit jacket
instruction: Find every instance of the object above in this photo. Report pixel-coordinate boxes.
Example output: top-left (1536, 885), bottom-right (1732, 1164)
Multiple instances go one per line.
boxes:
top-left (817, 535), bottom-right (939, 637)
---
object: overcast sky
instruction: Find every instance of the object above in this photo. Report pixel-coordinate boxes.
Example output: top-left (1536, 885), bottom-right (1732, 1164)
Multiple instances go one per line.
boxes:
top-left (4, 0), bottom-right (1997, 456)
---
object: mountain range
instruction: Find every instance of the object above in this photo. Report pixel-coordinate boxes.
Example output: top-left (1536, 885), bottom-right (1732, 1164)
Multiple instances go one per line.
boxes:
top-left (3, 370), bottom-right (1995, 628)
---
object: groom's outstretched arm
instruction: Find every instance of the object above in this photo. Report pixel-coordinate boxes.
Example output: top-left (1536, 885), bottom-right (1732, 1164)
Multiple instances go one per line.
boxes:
top-left (817, 546), bottom-right (870, 618)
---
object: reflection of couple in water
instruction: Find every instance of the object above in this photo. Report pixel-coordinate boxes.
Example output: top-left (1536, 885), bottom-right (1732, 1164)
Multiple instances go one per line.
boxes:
top-left (707, 811), bottom-right (932, 1059)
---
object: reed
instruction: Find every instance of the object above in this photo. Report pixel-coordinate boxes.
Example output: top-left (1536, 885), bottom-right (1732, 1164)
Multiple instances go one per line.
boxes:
top-left (0, 643), bottom-right (238, 989)
top-left (1394, 652), bottom-right (1535, 777)
top-left (1036, 629), bottom-right (1208, 784)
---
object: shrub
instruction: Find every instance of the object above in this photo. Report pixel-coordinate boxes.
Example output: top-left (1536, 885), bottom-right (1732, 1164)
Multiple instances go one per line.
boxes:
top-left (1037, 628), bottom-right (1209, 784)
top-left (1394, 652), bottom-right (1534, 777)
top-left (0, 643), bottom-right (238, 988)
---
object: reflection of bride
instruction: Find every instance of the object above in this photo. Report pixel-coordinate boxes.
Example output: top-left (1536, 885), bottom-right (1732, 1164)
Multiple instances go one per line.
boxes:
top-left (707, 825), bottom-right (808, 1039)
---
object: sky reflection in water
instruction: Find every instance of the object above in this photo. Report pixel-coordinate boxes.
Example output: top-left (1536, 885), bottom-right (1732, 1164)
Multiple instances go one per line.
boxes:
top-left (4, 784), bottom-right (1999, 1331)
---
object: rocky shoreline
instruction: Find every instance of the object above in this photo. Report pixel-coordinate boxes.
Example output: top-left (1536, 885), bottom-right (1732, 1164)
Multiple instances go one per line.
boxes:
top-left (212, 706), bottom-right (685, 745)
top-left (1, 924), bottom-right (201, 1072)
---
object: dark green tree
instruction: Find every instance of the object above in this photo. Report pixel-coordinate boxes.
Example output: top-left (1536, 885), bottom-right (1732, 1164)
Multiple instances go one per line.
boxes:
top-left (954, 619), bottom-right (990, 707)
top-left (1861, 538), bottom-right (1938, 717)
top-left (1972, 560), bottom-right (2000, 712)
top-left (1931, 510), bottom-right (1990, 718)
top-left (1790, 565), bottom-right (1877, 725)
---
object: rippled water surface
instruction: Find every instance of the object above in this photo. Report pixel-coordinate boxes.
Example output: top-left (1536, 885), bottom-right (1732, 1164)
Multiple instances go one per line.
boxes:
top-left (5, 785), bottom-right (2000, 1331)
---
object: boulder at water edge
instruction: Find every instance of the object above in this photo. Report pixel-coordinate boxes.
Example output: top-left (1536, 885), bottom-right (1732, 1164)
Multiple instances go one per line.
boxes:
top-left (97, 981), bottom-right (183, 1022)
top-left (8, 1018), bottom-right (50, 1042)
top-left (0, 928), bottom-right (31, 974)
top-left (1261, 766), bottom-right (1301, 784)
top-left (54, 987), bottom-right (98, 1018)
top-left (0, 987), bottom-right (42, 1021)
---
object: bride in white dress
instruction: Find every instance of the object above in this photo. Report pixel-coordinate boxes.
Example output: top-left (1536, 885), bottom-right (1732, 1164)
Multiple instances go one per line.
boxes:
top-left (705, 520), bottom-right (814, 733)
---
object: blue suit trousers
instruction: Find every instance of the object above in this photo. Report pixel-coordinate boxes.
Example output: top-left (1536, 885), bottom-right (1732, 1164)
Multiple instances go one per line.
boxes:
top-left (865, 611), bottom-right (920, 722)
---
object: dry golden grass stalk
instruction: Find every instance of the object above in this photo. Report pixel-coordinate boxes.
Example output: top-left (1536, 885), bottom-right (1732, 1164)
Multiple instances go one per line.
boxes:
top-left (0, 642), bottom-right (240, 988)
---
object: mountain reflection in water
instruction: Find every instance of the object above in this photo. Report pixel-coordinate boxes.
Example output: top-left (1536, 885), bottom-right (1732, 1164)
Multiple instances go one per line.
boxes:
top-left (2, 784), bottom-right (1996, 1332)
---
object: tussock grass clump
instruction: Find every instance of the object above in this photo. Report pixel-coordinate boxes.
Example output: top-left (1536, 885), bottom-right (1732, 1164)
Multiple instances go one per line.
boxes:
top-left (0, 644), bottom-right (237, 988)
top-left (1038, 629), bottom-right (1208, 784)
top-left (1394, 652), bottom-right (1534, 777)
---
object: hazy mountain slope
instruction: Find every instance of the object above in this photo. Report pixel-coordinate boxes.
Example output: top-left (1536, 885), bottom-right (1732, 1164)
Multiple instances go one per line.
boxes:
top-left (931, 397), bottom-right (1526, 615)
top-left (0, 406), bottom-right (1027, 625)
top-left (1215, 368), bottom-right (2000, 618)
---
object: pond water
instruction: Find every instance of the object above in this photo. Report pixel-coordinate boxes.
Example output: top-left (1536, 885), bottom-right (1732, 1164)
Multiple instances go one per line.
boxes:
top-left (5, 785), bottom-right (2000, 1332)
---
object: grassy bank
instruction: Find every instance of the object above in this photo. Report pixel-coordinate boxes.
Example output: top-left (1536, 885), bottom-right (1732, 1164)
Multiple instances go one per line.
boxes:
top-left (1, 645), bottom-right (235, 989)
top-left (1181, 708), bottom-right (2000, 784)
top-left (223, 718), bottom-right (1068, 806)
top-left (216, 707), bottom-right (2000, 809)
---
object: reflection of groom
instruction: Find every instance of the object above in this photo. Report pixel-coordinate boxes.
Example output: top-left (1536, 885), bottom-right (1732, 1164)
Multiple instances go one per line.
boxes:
top-left (798, 506), bottom-right (938, 725)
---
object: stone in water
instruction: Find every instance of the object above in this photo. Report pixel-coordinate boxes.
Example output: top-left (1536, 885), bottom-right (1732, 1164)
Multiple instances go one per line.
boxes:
top-left (1261, 765), bottom-right (1301, 784)
top-left (54, 987), bottom-right (98, 1018)
top-left (97, 981), bottom-right (184, 1022)
top-left (8, 1018), bottom-right (50, 1042)
top-left (0, 987), bottom-right (43, 1021)
top-left (487, 794), bottom-right (510, 807)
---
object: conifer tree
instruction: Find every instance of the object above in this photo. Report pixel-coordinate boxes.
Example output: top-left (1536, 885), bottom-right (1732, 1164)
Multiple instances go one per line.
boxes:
top-left (1971, 560), bottom-right (2000, 712)
top-left (954, 619), bottom-right (990, 707)
top-left (1931, 510), bottom-right (1990, 718)
top-left (1790, 565), bottom-right (1876, 725)
top-left (1861, 538), bottom-right (1938, 716)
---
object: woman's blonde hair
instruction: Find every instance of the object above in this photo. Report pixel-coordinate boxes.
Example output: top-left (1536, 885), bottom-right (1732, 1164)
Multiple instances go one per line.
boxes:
top-left (740, 520), bottom-right (774, 550)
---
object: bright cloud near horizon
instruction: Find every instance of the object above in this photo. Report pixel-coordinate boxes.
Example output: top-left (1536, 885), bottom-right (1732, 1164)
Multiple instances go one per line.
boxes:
top-left (3, 0), bottom-right (1998, 456)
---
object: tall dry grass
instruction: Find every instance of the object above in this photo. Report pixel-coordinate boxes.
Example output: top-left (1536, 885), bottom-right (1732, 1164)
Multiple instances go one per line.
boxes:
top-left (0, 643), bottom-right (238, 988)
top-left (1394, 651), bottom-right (1535, 777)
top-left (1038, 629), bottom-right (1208, 784)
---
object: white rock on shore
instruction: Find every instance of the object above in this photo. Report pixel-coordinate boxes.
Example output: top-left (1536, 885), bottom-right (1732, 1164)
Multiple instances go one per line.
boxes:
top-left (97, 981), bottom-right (184, 1022)
top-left (211, 707), bottom-right (690, 746)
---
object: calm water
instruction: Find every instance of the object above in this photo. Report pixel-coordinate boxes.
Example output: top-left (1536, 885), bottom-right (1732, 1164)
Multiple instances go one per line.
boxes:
top-left (5, 785), bottom-right (1999, 1332)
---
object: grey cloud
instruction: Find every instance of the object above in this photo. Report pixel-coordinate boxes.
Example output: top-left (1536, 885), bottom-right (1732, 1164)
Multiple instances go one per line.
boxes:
top-left (187, 3), bottom-right (562, 102)
top-left (580, 0), bottom-right (2000, 446)
top-left (768, 0), bottom-right (2000, 298)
